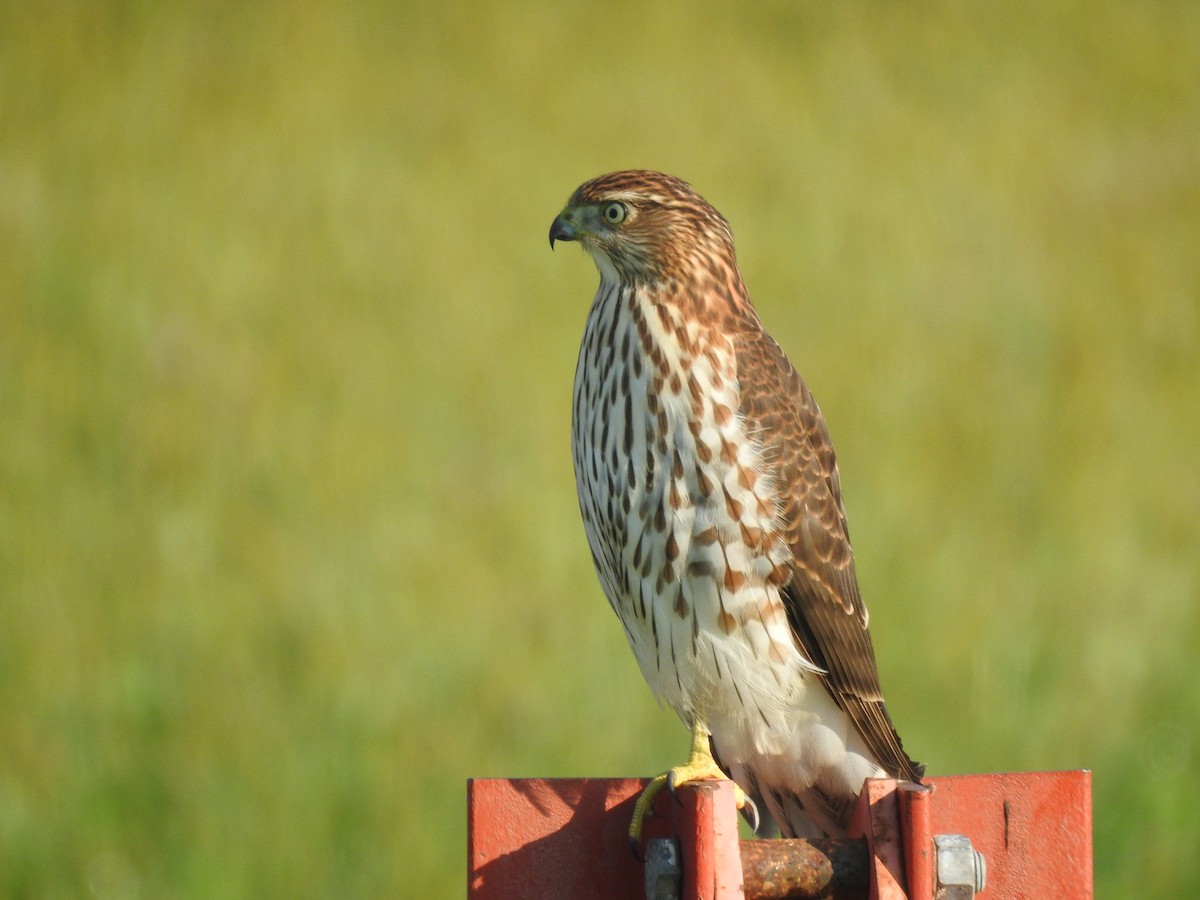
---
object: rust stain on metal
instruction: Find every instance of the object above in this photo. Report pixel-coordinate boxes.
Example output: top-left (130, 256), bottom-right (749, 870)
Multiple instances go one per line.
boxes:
top-left (740, 838), bottom-right (870, 900)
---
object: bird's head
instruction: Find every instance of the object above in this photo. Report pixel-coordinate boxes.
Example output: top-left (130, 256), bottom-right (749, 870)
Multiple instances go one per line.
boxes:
top-left (549, 170), bottom-right (737, 286)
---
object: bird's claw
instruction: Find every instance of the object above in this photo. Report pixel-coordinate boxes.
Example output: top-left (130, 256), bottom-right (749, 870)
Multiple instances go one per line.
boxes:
top-left (629, 771), bottom-right (759, 856)
top-left (629, 834), bottom-right (644, 861)
top-left (628, 772), bottom-right (669, 856)
top-left (741, 794), bottom-right (761, 833)
top-left (666, 768), bottom-right (751, 823)
top-left (665, 770), bottom-right (688, 807)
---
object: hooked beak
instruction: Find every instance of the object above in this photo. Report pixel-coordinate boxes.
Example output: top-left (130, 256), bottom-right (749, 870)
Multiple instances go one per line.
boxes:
top-left (548, 214), bottom-right (577, 249)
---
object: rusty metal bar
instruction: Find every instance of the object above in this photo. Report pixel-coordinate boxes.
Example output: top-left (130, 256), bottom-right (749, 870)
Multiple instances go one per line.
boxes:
top-left (740, 838), bottom-right (870, 900)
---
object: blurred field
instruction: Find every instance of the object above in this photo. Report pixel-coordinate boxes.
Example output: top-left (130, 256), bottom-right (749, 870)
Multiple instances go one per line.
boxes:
top-left (1, 0), bottom-right (1197, 896)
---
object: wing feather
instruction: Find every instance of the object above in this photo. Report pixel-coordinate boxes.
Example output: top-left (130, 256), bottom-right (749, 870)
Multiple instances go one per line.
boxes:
top-left (734, 330), bottom-right (923, 782)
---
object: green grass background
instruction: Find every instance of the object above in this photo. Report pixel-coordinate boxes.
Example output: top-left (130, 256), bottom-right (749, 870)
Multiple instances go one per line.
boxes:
top-left (2, 0), bottom-right (1197, 896)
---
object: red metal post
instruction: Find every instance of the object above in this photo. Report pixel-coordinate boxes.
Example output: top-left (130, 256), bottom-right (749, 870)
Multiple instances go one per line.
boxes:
top-left (467, 771), bottom-right (1092, 900)
top-left (675, 780), bottom-right (745, 899)
top-left (925, 771), bottom-right (1093, 899)
top-left (467, 778), bottom-right (652, 900)
top-left (896, 782), bottom-right (934, 899)
top-left (847, 779), bottom-right (908, 900)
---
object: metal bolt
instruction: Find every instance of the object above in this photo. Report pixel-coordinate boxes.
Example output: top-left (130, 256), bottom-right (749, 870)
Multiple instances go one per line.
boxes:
top-left (644, 838), bottom-right (682, 900)
top-left (934, 834), bottom-right (987, 899)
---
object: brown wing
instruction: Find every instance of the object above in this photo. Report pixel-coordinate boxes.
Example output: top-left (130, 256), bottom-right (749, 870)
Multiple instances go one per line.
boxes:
top-left (735, 330), bottom-right (923, 782)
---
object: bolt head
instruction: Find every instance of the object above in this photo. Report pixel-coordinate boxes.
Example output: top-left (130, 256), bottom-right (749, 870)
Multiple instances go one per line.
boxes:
top-left (934, 834), bottom-right (987, 899)
top-left (644, 838), bottom-right (682, 900)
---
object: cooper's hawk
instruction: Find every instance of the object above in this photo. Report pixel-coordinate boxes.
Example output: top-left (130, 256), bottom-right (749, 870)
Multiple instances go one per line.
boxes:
top-left (550, 170), bottom-right (922, 841)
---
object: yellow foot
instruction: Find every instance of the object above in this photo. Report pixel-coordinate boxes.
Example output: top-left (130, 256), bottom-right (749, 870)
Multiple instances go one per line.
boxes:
top-left (628, 733), bottom-right (759, 853)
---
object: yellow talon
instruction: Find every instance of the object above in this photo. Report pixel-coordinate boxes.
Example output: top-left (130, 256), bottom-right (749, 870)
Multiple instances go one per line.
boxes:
top-left (628, 771), bottom-right (671, 852)
top-left (628, 724), bottom-right (758, 852)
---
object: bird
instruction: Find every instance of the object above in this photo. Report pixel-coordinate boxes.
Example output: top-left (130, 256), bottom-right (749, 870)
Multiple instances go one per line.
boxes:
top-left (549, 170), bottom-right (923, 842)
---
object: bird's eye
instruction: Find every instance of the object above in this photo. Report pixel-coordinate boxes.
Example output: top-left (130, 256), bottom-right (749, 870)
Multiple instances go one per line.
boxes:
top-left (602, 201), bottom-right (627, 225)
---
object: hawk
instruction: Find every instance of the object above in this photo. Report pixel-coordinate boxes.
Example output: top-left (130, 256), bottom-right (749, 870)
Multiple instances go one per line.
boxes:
top-left (549, 170), bottom-right (923, 841)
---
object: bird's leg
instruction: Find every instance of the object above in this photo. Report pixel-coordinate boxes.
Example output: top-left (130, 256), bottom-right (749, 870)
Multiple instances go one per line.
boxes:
top-left (628, 721), bottom-right (757, 851)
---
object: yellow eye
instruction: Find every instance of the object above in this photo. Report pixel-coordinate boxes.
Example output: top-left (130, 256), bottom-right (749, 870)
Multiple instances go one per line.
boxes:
top-left (602, 201), bottom-right (627, 225)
